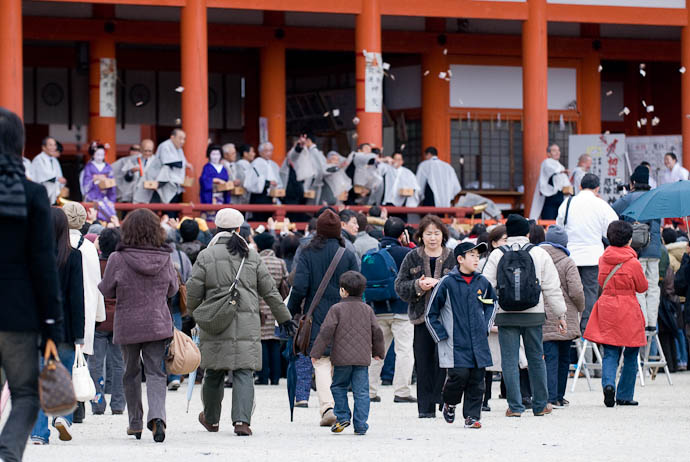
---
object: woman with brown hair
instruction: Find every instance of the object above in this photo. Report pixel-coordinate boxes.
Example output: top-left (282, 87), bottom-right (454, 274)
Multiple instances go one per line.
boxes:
top-left (395, 214), bottom-right (455, 418)
top-left (99, 208), bottom-right (178, 443)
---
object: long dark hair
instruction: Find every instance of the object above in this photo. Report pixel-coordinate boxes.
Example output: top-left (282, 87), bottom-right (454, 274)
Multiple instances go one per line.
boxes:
top-left (217, 228), bottom-right (249, 258)
top-left (52, 207), bottom-right (72, 268)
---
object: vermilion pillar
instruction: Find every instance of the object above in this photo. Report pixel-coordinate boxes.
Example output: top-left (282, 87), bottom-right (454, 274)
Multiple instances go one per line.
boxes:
top-left (581, 52), bottom-right (602, 134)
top-left (522, 0), bottom-right (548, 217)
top-left (181, 0), bottom-right (208, 202)
top-left (422, 18), bottom-right (450, 162)
top-left (355, 0), bottom-right (382, 148)
top-left (89, 38), bottom-right (117, 163)
top-left (260, 12), bottom-right (286, 164)
top-left (0, 0), bottom-right (23, 119)
top-left (682, 9), bottom-right (690, 170)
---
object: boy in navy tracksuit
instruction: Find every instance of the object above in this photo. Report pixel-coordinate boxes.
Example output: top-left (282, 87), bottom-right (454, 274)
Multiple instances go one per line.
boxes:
top-left (425, 242), bottom-right (497, 428)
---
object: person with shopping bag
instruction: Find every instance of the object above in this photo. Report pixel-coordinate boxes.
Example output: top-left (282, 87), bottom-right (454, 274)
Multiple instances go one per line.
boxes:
top-left (186, 208), bottom-right (295, 437)
top-left (30, 207), bottom-right (86, 445)
top-left (0, 107), bottom-right (64, 462)
top-left (98, 208), bottom-right (179, 443)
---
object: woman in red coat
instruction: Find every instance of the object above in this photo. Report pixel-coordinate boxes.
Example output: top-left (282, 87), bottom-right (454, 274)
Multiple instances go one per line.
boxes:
top-left (584, 221), bottom-right (647, 408)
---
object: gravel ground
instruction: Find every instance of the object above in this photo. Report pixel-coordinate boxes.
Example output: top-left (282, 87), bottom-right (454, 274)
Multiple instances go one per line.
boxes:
top-left (10, 371), bottom-right (690, 462)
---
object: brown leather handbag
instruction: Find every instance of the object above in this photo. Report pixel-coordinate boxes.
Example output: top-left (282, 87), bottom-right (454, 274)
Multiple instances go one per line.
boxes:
top-left (293, 247), bottom-right (345, 356)
top-left (39, 339), bottom-right (78, 417)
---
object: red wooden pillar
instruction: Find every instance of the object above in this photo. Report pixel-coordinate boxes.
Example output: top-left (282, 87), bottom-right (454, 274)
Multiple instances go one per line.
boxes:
top-left (0, 0), bottom-right (23, 119)
top-left (355, 0), bottom-right (382, 147)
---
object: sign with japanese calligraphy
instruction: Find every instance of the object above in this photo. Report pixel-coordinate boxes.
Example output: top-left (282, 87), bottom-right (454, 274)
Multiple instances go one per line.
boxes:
top-left (259, 117), bottom-right (268, 144)
top-left (626, 135), bottom-right (682, 187)
top-left (365, 51), bottom-right (383, 113)
top-left (99, 58), bottom-right (117, 118)
top-left (568, 134), bottom-right (626, 204)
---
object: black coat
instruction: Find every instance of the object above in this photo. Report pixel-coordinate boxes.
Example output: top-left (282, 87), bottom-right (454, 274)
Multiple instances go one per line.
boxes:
top-left (288, 238), bottom-right (359, 350)
top-left (0, 179), bottom-right (63, 340)
top-left (59, 249), bottom-right (86, 344)
top-left (370, 237), bottom-right (412, 316)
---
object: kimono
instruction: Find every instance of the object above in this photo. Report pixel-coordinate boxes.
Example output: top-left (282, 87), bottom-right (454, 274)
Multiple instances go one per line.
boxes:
top-left (31, 152), bottom-right (63, 205)
top-left (200, 162), bottom-right (230, 204)
top-left (416, 156), bottom-right (462, 207)
top-left (112, 154), bottom-right (142, 202)
top-left (132, 155), bottom-right (162, 204)
top-left (82, 160), bottom-right (116, 203)
top-left (154, 139), bottom-right (187, 203)
top-left (529, 157), bottom-right (571, 220)
top-left (244, 157), bottom-right (282, 199)
top-left (661, 162), bottom-right (689, 185)
top-left (382, 164), bottom-right (421, 207)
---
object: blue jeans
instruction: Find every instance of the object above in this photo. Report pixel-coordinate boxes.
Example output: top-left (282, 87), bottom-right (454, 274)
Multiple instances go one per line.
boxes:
top-left (676, 329), bottom-right (688, 365)
top-left (31, 343), bottom-right (76, 442)
top-left (166, 311), bottom-right (183, 383)
top-left (295, 354), bottom-right (313, 402)
top-left (258, 339), bottom-right (282, 385)
top-left (88, 331), bottom-right (125, 413)
top-left (543, 340), bottom-right (572, 403)
top-left (331, 365), bottom-right (370, 434)
top-left (498, 325), bottom-right (549, 414)
top-left (602, 345), bottom-right (639, 401)
top-left (380, 341), bottom-right (395, 382)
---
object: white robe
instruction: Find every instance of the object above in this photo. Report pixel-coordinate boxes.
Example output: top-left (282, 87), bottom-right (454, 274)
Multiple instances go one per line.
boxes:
top-left (661, 162), bottom-right (689, 185)
top-left (23, 157), bottom-right (33, 180)
top-left (244, 157), bottom-right (282, 194)
top-left (112, 154), bottom-right (142, 202)
top-left (529, 157), bottom-right (570, 220)
top-left (382, 165), bottom-right (420, 207)
top-left (222, 160), bottom-right (240, 183)
top-left (323, 154), bottom-right (352, 203)
top-left (233, 158), bottom-right (252, 204)
top-left (69, 230), bottom-right (106, 356)
top-left (283, 145), bottom-right (328, 204)
top-left (154, 139), bottom-right (188, 203)
top-left (132, 156), bottom-right (161, 204)
top-left (31, 152), bottom-right (63, 204)
top-left (571, 166), bottom-right (587, 195)
top-left (416, 156), bottom-right (462, 207)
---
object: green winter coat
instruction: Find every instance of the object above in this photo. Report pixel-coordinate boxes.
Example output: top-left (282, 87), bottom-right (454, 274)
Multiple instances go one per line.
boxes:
top-left (186, 236), bottom-right (291, 371)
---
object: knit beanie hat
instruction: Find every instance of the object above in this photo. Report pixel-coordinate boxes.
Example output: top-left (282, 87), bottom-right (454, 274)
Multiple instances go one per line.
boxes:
top-left (215, 207), bottom-right (244, 229)
top-left (546, 225), bottom-right (568, 248)
top-left (254, 232), bottom-right (275, 252)
top-left (631, 165), bottom-right (649, 185)
top-left (316, 209), bottom-right (342, 239)
top-left (62, 202), bottom-right (87, 230)
top-left (505, 214), bottom-right (530, 237)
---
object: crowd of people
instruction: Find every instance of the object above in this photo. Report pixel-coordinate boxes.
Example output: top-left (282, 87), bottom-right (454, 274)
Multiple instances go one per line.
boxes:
top-left (2, 104), bottom-right (690, 461)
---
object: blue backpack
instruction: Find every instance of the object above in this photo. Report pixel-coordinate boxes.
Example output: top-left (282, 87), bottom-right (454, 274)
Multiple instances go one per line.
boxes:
top-left (361, 247), bottom-right (398, 303)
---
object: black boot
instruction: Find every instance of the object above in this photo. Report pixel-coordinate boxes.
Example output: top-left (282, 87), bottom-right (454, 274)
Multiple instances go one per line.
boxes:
top-left (73, 402), bottom-right (85, 423)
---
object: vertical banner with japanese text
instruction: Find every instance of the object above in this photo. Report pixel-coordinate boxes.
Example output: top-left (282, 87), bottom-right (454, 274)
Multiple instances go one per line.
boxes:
top-left (99, 58), bottom-right (117, 117)
top-left (365, 52), bottom-right (383, 113)
top-left (568, 134), bottom-right (627, 204)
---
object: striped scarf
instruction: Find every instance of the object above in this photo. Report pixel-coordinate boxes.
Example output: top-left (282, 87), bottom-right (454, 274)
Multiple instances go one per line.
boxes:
top-left (0, 154), bottom-right (27, 218)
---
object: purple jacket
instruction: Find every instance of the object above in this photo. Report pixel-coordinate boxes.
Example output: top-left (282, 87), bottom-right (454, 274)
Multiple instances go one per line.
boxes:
top-left (98, 246), bottom-right (179, 345)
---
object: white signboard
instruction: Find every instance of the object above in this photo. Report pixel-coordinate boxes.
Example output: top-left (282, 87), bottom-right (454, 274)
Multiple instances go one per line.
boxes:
top-left (365, 51), bottom-right (383, 113)
top-left (568, 133), bottom-right (627, 204)
top-left (99, 58), bottom-right (117, 118)
top-left (626, 135), bottom-right (682, 186)
top-left (259, 116), bottom-right (268, 144)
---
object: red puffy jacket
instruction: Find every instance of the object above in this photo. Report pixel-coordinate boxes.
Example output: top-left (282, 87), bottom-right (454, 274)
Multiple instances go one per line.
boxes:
top-left (583, 245), bottom-right (647, 347)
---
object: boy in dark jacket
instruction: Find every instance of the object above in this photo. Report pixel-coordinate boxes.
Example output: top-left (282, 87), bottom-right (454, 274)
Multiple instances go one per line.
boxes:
top-left (425, 242), bottom-right (497, 428)
top-left (311, 271), bottom-right (385, 435)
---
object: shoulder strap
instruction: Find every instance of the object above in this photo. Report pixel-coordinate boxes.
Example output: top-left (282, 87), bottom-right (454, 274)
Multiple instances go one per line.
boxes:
top-left (602, 263), bottom-right (624, 292)
top-left (228, 257), bottom-right (246, 292)
top-left (77, 234), bottom-right (85, 249)
top-left (521, 243), bottom-right (535, 252)
top-left (304, 247), bottom-right (346, 318)
top-left (564, 195), bottom-right (574, 226)
top-left (379, 248), bottom-right (398, 272)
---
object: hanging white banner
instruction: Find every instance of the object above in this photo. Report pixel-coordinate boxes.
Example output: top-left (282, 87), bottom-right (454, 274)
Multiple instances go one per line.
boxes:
top-left (99, 58), bottom-right (117, 118)
top-left (365, 51), bottom-right (383, 113)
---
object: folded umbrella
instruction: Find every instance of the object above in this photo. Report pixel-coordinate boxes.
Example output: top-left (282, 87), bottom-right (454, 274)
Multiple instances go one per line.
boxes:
top-left (621, 180), bottom-right (690, 229)
top-left (186, 326), bottom-right (200, 413)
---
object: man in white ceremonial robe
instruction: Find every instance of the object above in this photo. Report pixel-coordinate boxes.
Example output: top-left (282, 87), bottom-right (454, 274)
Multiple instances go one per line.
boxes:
top-left (32, 137), bottom-right (66, 204)
top-left (282, 132), bottom-right (328, 205)
top-left (570, 153), bottom-right (592, 195)
top-left (416, 146), bottom-right (461, 207)
top-left (245, 141), bottom-right (282, 220)
top-left (661, 152), bottom-right (689, 185)
top-left (112, 143), bottom-right (148, 202)
top-left (529, 143), bottom-right (571, 220)
top-left (22, 156), bottom-right (33, 180)
top-left (321, 151), bottom-right (353, 205)
top-left (232, 144), bottom-right (256, 205)
top-left (154, 129), bottom-right (189, 203)
top-left (132, 140), bottom-right (163, 204)
top-left (382, 152), bottom-right (421, 207)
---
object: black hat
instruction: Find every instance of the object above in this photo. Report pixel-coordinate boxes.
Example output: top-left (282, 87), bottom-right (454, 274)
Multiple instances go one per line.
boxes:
top-left (454, 242), bottom-right (488, 260)
top-left (253, 232), bottom-right (275, 252)
top-left (506, 214), bottom-right (530, 237)
top-left (631, 165), bottom-right (649, 185)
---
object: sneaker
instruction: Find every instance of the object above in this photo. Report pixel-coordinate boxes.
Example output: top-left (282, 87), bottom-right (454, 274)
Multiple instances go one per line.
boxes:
top-left (330, 421), bottom-right (350, 433)
top-left (534, 403), bottom-right (553, 416)
top-left (72, 402), bottom-right (85, 424)
top-left (167, 379), bottom-right (181, 391)
top-left (53, 416), bottom-right (73, 441)
top-left (603, 385), bottom-right (615, 408)
top-left (370, 396), bottom-right (381, 403)
top-left (615, 399), bottom-right (639, 406)
top-left (505, 408), bottom-right (521, 417)
top-left (393, 395), bottom-right (417, 403)
top-left (464, 417), bottom-right (482, 429)
top-left (319, 408), bottom-right (337, 427)
top-left (295, 400), bottom-right (309, 408)
top-left (354, 430), bottom-right (367, 435)
top-left (30, 436), bottom-right (48, 445)
top-left (442, 403), bottom-right (456, 424)
top-left (560, 398), bottom-right (570, 406)
top-left (550, 400), bottom-right (564, 409)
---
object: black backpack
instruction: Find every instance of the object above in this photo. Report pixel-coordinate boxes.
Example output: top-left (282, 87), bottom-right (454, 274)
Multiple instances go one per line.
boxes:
top-left (496, 244), bottom-right (541, 311)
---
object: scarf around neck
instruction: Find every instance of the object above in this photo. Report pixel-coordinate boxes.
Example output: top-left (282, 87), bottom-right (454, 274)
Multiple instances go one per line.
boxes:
top-left (0, 154), bottom-right (27, 218)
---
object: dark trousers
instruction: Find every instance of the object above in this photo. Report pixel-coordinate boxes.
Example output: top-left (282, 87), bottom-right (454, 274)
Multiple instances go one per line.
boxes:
top-left (202, 368), bottom-right (254, 425)
top-left (249, 193), bottom-right (273, 221)
top-left (443, 367), bottom-right (485, 420)
top-left (541, 191), bottom-right (564, 220)
top-left (578, 266), bottom-right (599, 332)
top-left (483, 371), bottom-right (493, 405)
top-left (0, 332), bottom-right (39, 462)
top-left (381, 341), bottom-right (396, 382)
top-left (258, 339), bottom-right (282, 385)
top-left (120, 340), bottom-right (167, 431)
top-left (543, 340), bottom-right (572, 403)
top-left (413, 323), bottom-right (444, 415)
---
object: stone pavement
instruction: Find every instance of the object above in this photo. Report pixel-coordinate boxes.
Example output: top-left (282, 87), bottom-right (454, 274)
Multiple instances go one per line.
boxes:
top-left (17, 371), bottom-right (690, 462)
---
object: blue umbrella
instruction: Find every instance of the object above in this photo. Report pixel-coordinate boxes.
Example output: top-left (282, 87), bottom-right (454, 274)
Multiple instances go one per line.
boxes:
top-left (283, 336), bottom-right (297, 422)
top-left (186, 327), bottom-right (200, 413)
top-left (621, 180), bottom-right (690, 228)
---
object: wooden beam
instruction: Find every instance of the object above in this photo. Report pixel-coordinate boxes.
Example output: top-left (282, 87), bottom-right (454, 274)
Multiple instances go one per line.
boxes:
top-left (207, 0), bottom-right (361, 14)
top-left (547, 5), bottom-right (687, 27)
top-left (381, 0), bottom-right (527, 20)
top-left (39, 0), bottom-right (184, 6)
